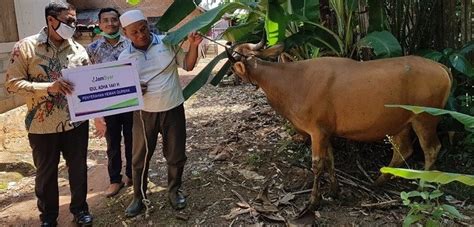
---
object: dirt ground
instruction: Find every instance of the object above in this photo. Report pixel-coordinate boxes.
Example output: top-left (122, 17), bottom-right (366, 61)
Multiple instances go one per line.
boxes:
top-left (1, 57), bottom-right (473, 226)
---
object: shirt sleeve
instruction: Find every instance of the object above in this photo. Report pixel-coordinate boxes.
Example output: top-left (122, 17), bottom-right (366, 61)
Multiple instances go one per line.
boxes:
top-left (85, 44), bottom-right (95, 64)
top-left (4, 40), bottom-right (51, 97)
top-left (173, 44), bottom-right (187, 70)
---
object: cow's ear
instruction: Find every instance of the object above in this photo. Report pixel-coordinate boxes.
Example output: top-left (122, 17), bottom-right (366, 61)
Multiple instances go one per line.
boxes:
top-left (257, 43), bottom-right (284, 59)
top-left (233, 62), bottom-right (246, 77)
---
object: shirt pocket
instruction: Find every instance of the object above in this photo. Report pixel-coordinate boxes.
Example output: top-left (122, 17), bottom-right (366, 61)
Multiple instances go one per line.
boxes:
top-left (154, 46), bottom-right (176, 69)
top-left (66, 53), bottom-right (89, 68)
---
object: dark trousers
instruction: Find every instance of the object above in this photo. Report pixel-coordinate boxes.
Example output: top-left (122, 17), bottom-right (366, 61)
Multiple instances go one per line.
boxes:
top-left (105, 112), bottom-right (133, 184)
top-left (28, 122), bottom-right (89, 222)
top-left (131, 104), bottom-right (187, 197)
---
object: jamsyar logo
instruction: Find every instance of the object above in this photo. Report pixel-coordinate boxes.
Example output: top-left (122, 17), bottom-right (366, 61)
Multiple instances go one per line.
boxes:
top-left (92, 75), bottom-right (113, 83)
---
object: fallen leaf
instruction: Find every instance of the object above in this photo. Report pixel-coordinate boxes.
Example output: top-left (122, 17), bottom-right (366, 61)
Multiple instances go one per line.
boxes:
top-left (238, 169), bottom-right (265, 180)
top-left (236, 202), bottom-right (250, 209)
top-left (214, 150), bottom-right (231, 161)
top-left (253, 203), bottom-right (279, 213)
top-left (261, 213), bottom-right (286, 222)
top-left (221, 207), bottom-right (252, 220)
top-left (175, 212), bottom-right (189, 221)
top-left (277, 193), bottom-right (295, 205)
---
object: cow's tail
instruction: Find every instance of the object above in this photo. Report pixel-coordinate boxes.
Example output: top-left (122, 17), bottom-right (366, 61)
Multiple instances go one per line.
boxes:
top-left (439, 63), bottom-right (454, 84)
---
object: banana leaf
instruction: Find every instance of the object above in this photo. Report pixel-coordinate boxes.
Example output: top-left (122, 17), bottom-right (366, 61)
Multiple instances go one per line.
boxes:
top-left (449, 54), bottom-right (474, 78)
top-left (290, 0), bottom-right (320, 23)
top-left (285, 18), bottom-right (344, 55)
top-left (265, 0), bottom-right (288, 45)
top-left (157, 0), bottom-right (202, 32)
top-left (358, 31), bottom-right (402, 58)
top-left (385, 105), bottom-right (474, 132)
top-left (183, 52), bottom-right (227, 100)
top-left (210, 60), bottom-right (232, 86)
top-left (221, 21), bottom-right (263, 43)
top-left (459, 41), bottom-right (474, 56)
top-left (380, 167), bottom-right (474, 186)
top-left (421, 50), bottom-right (444, 62)
top-left (163, 2), bottom-right (250, 45)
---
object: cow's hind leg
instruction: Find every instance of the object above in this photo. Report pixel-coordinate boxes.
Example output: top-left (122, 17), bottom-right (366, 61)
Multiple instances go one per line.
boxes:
top-left (375, 125), bottom-right (414, 185)
top-left (412, 114), bottom-right (442, 170)
top-left (326, 143), bottom-right (339, 198)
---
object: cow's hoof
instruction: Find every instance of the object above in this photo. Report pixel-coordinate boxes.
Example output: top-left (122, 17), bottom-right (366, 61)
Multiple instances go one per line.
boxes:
top-left (374, 174), bottom-right (389, 186)
top-left (328, 187), bottom-right (340, 199)
top-left (290, 207), bottom-right (317, 226)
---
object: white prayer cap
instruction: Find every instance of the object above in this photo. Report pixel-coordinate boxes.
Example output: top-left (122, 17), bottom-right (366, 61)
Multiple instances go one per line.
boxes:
top-left (120, 10), bottom-right (146, 27)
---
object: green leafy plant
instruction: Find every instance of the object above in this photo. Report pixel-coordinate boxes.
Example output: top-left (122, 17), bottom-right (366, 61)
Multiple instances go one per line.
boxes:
top-left (381, 168), bottom-right (471, 226)
top-left (246, 153), bottom-right (263, 166)
top-left (398, 180), bottom-right (464, 227)
top-left (421, 42), bottom-right (474, 116)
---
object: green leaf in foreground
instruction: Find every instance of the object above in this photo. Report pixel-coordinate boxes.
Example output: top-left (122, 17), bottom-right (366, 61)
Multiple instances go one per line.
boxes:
top-left (163, 3), bottom-right (250, 45)
top-left (183, 52), bottom-right (227, 100)
top-left (157, 0), bottom-right (202, 32)
top-left (210, 60), bottom-right (232, 86)
top-left (380, 167), bottom-right (474, 186)
top-left (385, 105), bottom-right (474, 131)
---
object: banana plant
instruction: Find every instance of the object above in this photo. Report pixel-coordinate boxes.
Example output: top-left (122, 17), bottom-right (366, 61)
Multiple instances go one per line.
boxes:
top-left (147, 0), bottom-right (402, 99)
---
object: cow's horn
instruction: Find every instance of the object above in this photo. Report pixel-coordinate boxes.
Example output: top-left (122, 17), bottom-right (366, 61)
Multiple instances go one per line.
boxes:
top-left (252, 34), bottom-right (266, 51)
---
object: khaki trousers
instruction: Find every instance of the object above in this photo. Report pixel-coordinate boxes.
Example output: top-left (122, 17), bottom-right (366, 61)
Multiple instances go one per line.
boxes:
top-left (131, 104), bottom-right (187, 198)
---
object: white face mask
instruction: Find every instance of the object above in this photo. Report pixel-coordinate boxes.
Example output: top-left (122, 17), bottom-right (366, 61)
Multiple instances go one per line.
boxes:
top-left (54, 21), bottom-right (76, 40)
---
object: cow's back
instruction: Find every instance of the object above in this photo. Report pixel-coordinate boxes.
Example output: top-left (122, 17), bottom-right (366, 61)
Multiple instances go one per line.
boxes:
top-left (311, 56), bottom-right (451, 141)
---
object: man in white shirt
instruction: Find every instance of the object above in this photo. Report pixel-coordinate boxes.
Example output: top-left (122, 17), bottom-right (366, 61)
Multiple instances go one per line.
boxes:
top-left (118, 9), bottom-right (202, 217)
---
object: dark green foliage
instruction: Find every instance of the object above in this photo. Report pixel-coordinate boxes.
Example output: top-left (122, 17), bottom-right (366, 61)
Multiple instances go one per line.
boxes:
top-left (157, 0), bottom-right (202, 32)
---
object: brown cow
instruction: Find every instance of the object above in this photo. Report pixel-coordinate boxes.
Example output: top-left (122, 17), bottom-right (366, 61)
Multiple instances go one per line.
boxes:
top-left (227, 43), bottom-right (452, 210)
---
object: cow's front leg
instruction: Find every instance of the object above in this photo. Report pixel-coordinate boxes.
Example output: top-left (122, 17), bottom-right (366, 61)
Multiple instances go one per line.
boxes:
top-left (309, 156), bottom-right (324, 210)
top-left (308, 131), bottom-right (330, 210)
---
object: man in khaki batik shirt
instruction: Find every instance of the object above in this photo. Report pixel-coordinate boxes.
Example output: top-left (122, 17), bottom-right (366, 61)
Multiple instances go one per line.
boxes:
top-left (4, 2), bottom-right (92, 226)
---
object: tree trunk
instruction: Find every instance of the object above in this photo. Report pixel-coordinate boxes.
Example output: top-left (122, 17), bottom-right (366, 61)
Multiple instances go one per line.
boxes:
top-left (460, 0), bottom-right (472, 43)
top-left (442, 0), bottom-right (457, 48)
top-left (319, 0), bottom-right (332, 28)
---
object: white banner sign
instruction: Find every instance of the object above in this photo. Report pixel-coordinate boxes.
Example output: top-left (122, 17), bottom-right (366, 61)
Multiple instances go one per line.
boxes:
top-left (63, 59), bottom-right (143, 122)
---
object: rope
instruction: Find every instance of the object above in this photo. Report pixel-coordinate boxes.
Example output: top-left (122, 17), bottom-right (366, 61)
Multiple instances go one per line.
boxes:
top-left (143, 41), bottom-right (185, 85)
top-left (196, 33), bottom-right (247, 58)
top-left (139, 110), bottom-right (152, 218)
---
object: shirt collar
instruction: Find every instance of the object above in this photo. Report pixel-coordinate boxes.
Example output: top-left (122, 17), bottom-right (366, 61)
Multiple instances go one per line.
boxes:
top-left (128, 33), bottom-right (161, 53)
